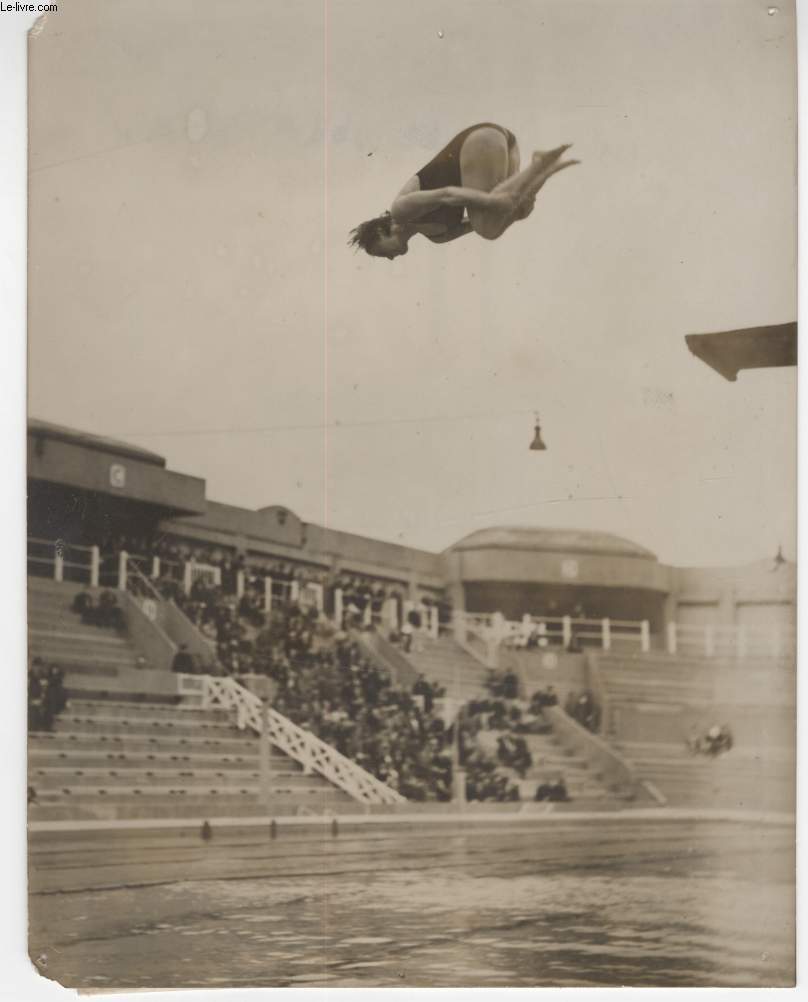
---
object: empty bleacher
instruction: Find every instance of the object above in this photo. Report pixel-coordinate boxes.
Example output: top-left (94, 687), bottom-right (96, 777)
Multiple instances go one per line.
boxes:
top-left (592, 650), bottom-right (795, 811)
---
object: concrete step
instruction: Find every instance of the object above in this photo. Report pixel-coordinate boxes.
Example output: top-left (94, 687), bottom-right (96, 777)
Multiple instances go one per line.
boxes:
top-left (29, 627), bottom-right (133, 648)
top-left (31, 650), bottom-right (142, 670)
top-left (32, 783), bottom-right (345, 803)
top-left (28, 767), bottom-right (324, 789)
top-left (28, 745), bottom-right (289, 770)
top-left (65, 699), bottom-right (231, 723)
top-left (53, 714), bottom-right (239, 738)
top-left (29, 730), bottom-right (257, 756)
top-left (515, 777), bottom-right (610, 800)
top-left (28, 791), bottom-right (351, 822)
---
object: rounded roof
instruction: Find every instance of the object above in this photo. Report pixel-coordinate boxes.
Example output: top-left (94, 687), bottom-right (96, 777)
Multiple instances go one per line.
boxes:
top-left (449, 526), bottom-right (657, 561)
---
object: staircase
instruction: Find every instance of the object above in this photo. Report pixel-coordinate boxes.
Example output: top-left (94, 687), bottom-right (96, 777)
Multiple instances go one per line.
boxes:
top-left (405, 635), bottom-right (491, 700)
top-left (28, 696), bottom-right (354, 821)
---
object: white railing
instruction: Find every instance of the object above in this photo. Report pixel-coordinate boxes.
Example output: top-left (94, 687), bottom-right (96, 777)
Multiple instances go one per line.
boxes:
top-left (181, 674), bottom-right (406, 806)
top-left (667, 621), bottom-right (794, 659)
top-left (185, 560), bottom-right (222, 593)
top-left (27, 536), bottom-right (99, 586)
top-left (453, 610), bottom-right (652, 667)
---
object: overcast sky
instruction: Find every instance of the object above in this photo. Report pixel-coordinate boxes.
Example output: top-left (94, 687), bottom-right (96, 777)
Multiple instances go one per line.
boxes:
top-left (27, 0), bottom-right (796, 566)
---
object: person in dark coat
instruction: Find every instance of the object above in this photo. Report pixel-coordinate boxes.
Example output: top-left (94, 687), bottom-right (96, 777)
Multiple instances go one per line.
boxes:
top-left (171, 644), bottom-right (195, 674)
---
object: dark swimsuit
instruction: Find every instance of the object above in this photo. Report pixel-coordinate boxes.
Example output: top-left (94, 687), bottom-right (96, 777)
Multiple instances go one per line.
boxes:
top-left (414, 123), bottom-right (516, 231)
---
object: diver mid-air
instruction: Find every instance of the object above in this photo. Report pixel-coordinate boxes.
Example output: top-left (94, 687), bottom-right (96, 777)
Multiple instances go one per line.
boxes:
top-left (349, 123), bottom-right (579, 259)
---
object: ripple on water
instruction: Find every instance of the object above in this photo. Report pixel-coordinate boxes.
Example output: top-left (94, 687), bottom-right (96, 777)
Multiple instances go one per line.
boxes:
top-left (31, 827), bottom-right (794, 990)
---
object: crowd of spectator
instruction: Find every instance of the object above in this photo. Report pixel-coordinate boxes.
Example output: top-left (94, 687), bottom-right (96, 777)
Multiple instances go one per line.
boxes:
top-left (172, 598), bottom-right (520, 803)
top-left (78, 532), bottom-right (591, 804)
top-left (102, 531), bottom-right (452, 637)
top-left (459, 672), bottom-right (581, 803)
top-left (28, 658), bottom-right (67, 733)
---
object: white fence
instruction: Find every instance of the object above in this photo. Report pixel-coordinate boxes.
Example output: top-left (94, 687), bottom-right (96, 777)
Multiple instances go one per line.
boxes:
top-left (666, 621), bottom-right (794, 659)
top-left (177, 674), bottom-right (406, 806)
top-left (451, 608), bottom-right (791, 666)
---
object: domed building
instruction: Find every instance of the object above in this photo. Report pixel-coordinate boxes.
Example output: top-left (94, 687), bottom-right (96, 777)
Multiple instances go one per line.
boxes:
top-left (442, 526), bottom-right (672, 630)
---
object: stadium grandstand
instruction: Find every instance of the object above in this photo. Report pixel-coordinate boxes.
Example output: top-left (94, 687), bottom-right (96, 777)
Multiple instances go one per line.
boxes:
top-left (27, 418), bottom-right (795, 822)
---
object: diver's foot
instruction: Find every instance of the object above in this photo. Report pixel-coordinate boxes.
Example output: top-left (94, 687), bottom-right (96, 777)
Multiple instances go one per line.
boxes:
top-left (531, 144), bottom-right (572, 171)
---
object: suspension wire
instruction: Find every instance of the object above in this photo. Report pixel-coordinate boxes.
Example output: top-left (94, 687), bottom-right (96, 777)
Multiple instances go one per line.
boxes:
top-left (110, 407), bottom-right (536, 440)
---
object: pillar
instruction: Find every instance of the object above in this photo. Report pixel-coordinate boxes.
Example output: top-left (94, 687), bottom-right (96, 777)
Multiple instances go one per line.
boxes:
top-left (151, 555), bottom-right (160, 579)
top-left (117, 550), bottom-right (128, 591)
top-left (383, 597), bottom-right (399, 633)
top-left (562, 616), bottom-right (572, 649)
top-left (601, 618), bottom-right (611, 651)
top-left (429, 605), bottom-right (439, 639)
top-left (453, 609), bottom-right (467, 645)
top-left (452, 768), bottom-right (467, 805)
top-left (90, 546), bottom-right (100, 588)
top-left (183, 560), bottom-right (193, 595)
top-left (640, 620), bottom-right (650, 654)
top-left (236, 569), bottom-right (245, 599)
top-left (54, 544), bottom-right (64, 583)
top-left (290, 579), bottom-right (300, 603)
top-left (667, 621), bottom-right (678, 655)
top-left (264, 575), bottom-right (273, 614)
top-left (259, 700), bottom-right (272, 811)
top-left (334, 587), bottom-right (343, 628)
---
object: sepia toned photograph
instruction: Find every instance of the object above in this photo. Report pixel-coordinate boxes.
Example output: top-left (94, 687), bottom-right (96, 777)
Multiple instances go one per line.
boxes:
top-left (23, 0), bottom-right (796, 990)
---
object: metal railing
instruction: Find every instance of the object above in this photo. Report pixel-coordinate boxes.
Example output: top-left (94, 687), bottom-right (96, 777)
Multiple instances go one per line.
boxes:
top-left (182, 674), bottom-right (406, 806)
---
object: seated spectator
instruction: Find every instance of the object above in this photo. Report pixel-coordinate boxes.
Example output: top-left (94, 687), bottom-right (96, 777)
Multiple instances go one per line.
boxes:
top-left (530, 685), bottom-right (559, 712)
top-left (692, 723), bottom-right (734, 757)
top-left (563, 688), bottom-right (601, 734)
top-left (28, 660), bottom-right (67, 733)
top-left (496, 734), bottom-right (532, 777)
top-left (96, 590), bottom-right (125, 630)
top-left (535, 780), bottom-right (553, 802)
top-left (501, 670), bottom-right (519, 700)
top-left (171, 644), bottom-right (195, 674)
top-left (535, 774), bottom-right (571, 802)
top-left (71, 591), bottom-right (94, 618)
top-left (549, 776), bottom-right (570, 801)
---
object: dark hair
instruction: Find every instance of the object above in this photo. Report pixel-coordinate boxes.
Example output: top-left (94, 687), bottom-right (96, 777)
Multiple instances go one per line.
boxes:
top-left (348, 212), bottom-right (393, 255)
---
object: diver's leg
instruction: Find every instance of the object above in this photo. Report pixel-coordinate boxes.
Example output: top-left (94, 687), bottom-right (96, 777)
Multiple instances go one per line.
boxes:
top-left (460, 129), bottom-right (577, 239)
top-left (458, 128), bottom-right (522, 240)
